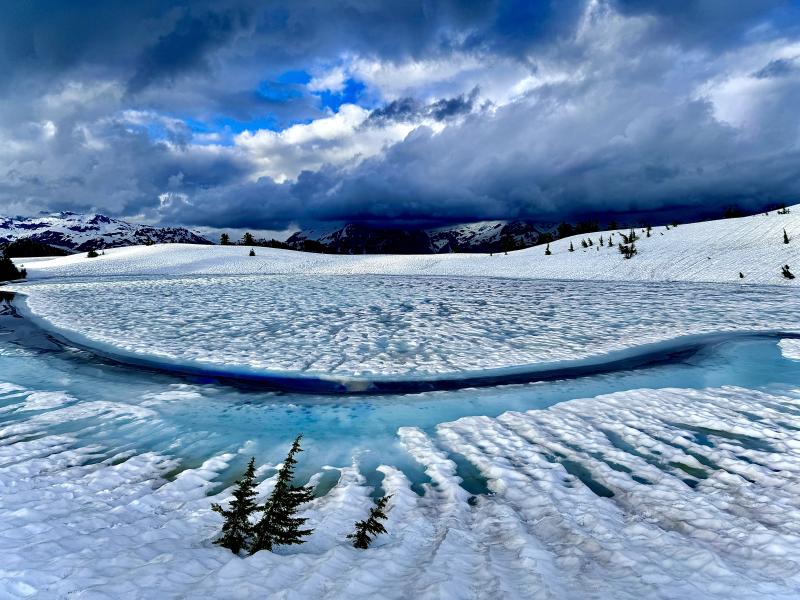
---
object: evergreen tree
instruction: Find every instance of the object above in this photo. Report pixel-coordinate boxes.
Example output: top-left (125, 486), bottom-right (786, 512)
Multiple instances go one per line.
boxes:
top-left (211, 458), bottom-right (259, 554)
top-left (249, 248), bottom-right (256, 257)
top-left (544, 244), bottom-right (551, 256)
top-left (599, 235), bottom-right (604, 246)
top-left (739, 272), bottom-right (745, 279)
top-left (783, 264), bottom-right (795, 279)
top-left (581, 239), bottom-right (587, 248)
top-left (220, 233), bottom-right (231, 245)
top-left (501, 235), bottom-right (515, 255)
top-left (87, 249), bottom-right (99, 258)
top-left (250, 435), bottom-right (314, 554)
top-left (588, 238), bottom-right (593, 246)
top-left (568, 241), bottom-right (574, 252)
top-left (347, 495), bottom-right (391, 549)
top-left (619, 241), bottom-right (637, 259)
top-left (784, 229), bottom-right (790, 244)
top-left (243, 232), bottom-right (255, 246)
top-left (0, 257), bottom-right (26, 282)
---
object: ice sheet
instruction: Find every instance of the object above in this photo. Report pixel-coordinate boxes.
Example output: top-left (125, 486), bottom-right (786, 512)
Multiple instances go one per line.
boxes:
top-left (13, 276), bottom-right (800, 380)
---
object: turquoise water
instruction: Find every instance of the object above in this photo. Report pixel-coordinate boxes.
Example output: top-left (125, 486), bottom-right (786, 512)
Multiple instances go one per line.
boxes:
top-left (2, 295), bottom-right (799, 496)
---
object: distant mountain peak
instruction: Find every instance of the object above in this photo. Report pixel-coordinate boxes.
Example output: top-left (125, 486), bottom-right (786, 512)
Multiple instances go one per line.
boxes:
top-left (0, 213), bottom-right (211, 252)
top-left (284, 220), bottom-right (557, 254)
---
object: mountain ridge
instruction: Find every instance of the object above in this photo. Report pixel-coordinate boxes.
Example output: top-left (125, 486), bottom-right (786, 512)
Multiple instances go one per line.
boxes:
top-left (0, 212), bottom-right (211, 252)
top-left (284, 220), bottom-right (559, 254)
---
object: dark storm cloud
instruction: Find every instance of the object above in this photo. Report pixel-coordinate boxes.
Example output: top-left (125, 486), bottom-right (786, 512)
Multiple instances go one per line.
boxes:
top-left (609, 0), bottom-right (800, 48)
top-left (365, 87), bottom-right (479, 126)
top-left (753, 57), bottom-right (800, 79)
top-left (127, 10), bottom-right (245, 94)
top-left (1, 0), bottom-right (800, 229)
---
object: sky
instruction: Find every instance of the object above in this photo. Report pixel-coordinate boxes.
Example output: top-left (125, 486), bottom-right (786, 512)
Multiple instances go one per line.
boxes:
top-left (1, 0), bottom-right (800, 234)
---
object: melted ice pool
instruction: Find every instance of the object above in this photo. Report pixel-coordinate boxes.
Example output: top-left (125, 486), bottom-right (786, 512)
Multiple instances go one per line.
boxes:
top-left (2, 293), bottom-right (800, 492)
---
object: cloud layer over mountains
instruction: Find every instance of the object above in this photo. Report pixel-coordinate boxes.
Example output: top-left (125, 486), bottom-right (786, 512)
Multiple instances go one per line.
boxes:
top-left (2, 0), bottom-right (799, 229)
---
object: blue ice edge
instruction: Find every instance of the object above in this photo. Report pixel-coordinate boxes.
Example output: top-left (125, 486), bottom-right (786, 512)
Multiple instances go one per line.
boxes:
top-left (11, 292), bottom-right (800, 395)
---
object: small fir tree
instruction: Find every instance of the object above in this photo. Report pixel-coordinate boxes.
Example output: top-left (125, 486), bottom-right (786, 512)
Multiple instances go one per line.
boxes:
top-left (599, 235), bottom-right (604, 246)
top-left (782, 264), bottom-right (795, 279)
top-left (348, 495), bottom-right (391, 549)
top-left (619, 241), bottom-right (637, 259)
top-left (588, 238), bottom-right (593, 246)
top-left (784, 229), bottom-right (790, 244)
top-left (211, 458), bottom-right (259, 554)
top-left (544, 244), bottom-right (551, 256)
top-left (220, 233), bottom-right (231, 245)
top-left (0, 257), bottom-right (26, 281)
top-left (250, 435), bottom-right (314, 554)
top-left (568, 241), bottom-right (574, 252)
top-left (581, 239), bottom-right (588, 248)
top-left (87, 249), bottom-right (99, 258)
top-left (249, 248), bottom-right (256, 256)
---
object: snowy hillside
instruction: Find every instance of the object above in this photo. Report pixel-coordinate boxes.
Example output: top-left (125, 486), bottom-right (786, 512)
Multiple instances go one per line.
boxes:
top-left (14, 205), bottom-right (800, 285)
top-left (0, 212), bottom-right (211, 252)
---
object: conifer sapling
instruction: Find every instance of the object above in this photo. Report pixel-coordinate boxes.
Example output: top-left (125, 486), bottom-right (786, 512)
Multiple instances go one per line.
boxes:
top-left (211, 457), bottom-right (258, 554)
top-left (545, 244), bottom-right (551, 255)
top-left (569, 241), bottom-right (574, 252)
top-left (348, 495), bottom-right (391, 549)
top-left (250, 435), bottom-right (315, 554)
top-left (784, 229), bottom-right (790, 244)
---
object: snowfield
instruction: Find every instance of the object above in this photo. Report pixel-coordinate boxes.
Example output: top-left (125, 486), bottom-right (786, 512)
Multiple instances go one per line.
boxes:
top-left (7, 206), bottom-right (799, 383)
top-left (11, 205), bottom-right (800, 284)
top-left (2, 381), bottom-right (800, 599)
top-left (2, 206), bottom-right (800, 598)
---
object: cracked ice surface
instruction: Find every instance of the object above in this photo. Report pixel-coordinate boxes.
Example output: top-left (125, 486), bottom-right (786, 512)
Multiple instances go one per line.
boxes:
top-left (15, 276), bottom-right (800, 378)
top-left (2, 380), bottom-right (800, 598)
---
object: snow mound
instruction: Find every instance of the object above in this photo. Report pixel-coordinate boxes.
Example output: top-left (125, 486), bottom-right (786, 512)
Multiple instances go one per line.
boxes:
top-left (779, 339), bottom-right (800, 361)
top-left (12, 276), bottom-right (800, 383)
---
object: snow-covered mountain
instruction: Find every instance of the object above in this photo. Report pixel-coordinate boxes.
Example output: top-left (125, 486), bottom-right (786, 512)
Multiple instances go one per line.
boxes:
top-left (285, 220), bottom-right (556, 254)
top-left (0, 212), bottom-right (211, 252)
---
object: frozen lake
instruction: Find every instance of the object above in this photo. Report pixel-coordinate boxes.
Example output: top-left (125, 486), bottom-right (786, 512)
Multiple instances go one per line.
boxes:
top-left (12, 275), bottom-right (800, 389)
top-left (2, 278), bottom-right (800, 598)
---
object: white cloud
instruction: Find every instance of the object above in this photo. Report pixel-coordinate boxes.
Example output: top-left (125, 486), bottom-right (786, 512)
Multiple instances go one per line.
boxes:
top-left (234, 104), bottom-right (416, 182)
